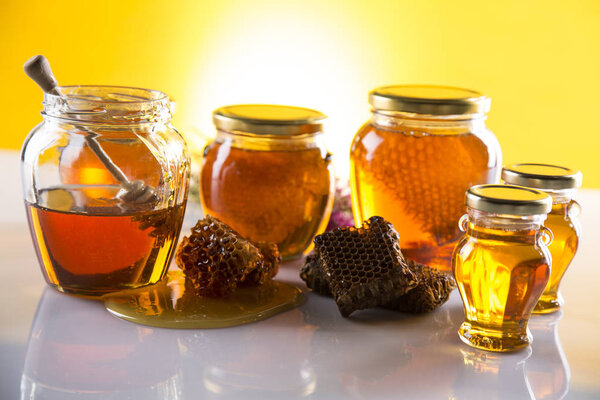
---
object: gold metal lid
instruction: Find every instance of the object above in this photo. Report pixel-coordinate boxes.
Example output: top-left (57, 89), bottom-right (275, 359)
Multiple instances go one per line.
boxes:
top-left (212, 104), bottom-right (327, 136)
top-left (502, 163), bottom-right (583, 190)
top-left (369, 85), bottom-right (491, 115)
top-left (466, 184), bottom-right (552, 216)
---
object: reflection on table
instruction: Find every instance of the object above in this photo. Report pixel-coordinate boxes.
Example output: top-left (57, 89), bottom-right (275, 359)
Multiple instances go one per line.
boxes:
top-left (20, 284), bottom-right (571, 399)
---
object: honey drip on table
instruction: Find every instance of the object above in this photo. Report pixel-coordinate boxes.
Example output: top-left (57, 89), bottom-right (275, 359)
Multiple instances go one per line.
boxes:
top-left (350, 123), bottom-right (499, 271)
top-left (534, 202), bottom-right (580, 314)
top-left (104, 271), bottom-right (304, 328)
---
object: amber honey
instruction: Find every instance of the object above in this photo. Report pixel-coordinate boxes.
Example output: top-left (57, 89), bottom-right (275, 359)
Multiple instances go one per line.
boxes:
top-left (202, 104), bottom-right (334, 259)
top-left (26, 188), bottom-right (185, 297)
top-left (453, 221), bottom-right (550, 351)
top-left (201, 142), bottom-right (333, 259)
top-left (351, 123), bottom-right (499, 271)
top-left (453, 185), bottom-right (552, 352)
top-left (534, 202), bottom-right (581, 313)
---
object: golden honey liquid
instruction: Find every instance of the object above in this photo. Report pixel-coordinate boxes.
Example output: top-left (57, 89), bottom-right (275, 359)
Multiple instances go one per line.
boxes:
top-left (201, 142), bottom-right (333, 259)
top-left (26, 189), bottom-right (185, 297)
top-left (350, 123), bottom-right (499, 272)
top-left (453, 223), bottom-right (550, 352)
top-left (534, 202), bottom-right (581, 313)
top-left (104, 271), bottom-right (304, 328)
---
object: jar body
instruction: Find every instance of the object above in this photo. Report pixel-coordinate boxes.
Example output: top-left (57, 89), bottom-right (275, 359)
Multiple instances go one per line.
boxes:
top-left (452, 209), bottom-right (551, 352)
top-left (21, 86), bottom-right (190, 297)
top-left (350, 112), bottom-right (501, 271)
top-left (200, 130), bottom-right (334, 259)
top-left (534, 190), bottom-right (581, 313)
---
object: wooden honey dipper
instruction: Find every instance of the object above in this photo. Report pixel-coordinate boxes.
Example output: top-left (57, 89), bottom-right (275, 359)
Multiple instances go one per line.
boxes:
top-left (23, 55), bottom-right (158, 206)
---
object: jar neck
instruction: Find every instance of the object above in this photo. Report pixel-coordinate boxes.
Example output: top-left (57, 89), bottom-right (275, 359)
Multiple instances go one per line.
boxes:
top-left (215, 129), bottom-right (325, 151)
top-left (42, 85), bottom-right (171, 126)
top-left (535, 188), bottom-right (576, 205)
top-left (466, 207), bottom-right (546, 236)
top-left (370, 110), bottom-right (487, 133)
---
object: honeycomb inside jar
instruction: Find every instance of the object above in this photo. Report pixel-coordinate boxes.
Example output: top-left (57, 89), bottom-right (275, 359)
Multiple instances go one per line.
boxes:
top-left (201, 139), bottom-right (333, 260)
top-left (350, 122), bottom-right (500, 271)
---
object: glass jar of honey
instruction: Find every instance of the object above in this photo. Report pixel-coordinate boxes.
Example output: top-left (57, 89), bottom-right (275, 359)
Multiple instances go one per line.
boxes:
top-left (21, 86), bottom-right (190, 297)
top-left (502, 163), bottom-right (582, 314)
top-left (200, 104), bottom-right (334, 260)
top-left (350, 85), bottom-right (502, 272)
top-left (452, 185), bottom-right (553, 352)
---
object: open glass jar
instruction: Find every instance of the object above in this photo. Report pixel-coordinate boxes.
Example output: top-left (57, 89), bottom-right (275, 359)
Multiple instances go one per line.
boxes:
top-left (502, 163), bottom-right (583, 314)
top-left (350, 85), bottom-right (502, 272)
top-left (21, 86), bottom-right (190, 297)
top-left (200, 104), bottom-right (334, 260)
top-left (452, 185), bottom-right (553, 352)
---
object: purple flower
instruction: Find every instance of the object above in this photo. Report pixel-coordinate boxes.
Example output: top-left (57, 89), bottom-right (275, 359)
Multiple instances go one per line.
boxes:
top-left (326, 179), bottom-right (354, 231)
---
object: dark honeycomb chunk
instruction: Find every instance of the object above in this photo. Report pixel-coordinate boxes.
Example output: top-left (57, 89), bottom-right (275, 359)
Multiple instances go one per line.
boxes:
top-left (300, 254), bottom-right (454, 314)
top-left (384, 260), bottom-right (455, 313)
top-left (175, 215), bottom-right (262, 297)
top-left (313, 216), bottom-right (417, 317)
top-left (299, 252), bottom-right (331, 295)
top-left (241, 241), bottom-right (281, 286)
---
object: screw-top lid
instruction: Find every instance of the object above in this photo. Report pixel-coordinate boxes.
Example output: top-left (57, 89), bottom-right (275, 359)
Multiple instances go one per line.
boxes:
top-left (466, 184), bottom-right (552, 216)
top-left (212, 104), bottom-right (327, 136)
top-left (501, 163), bottom-right (583, 190)
top-left (369, 85), bottom-right (491, 115)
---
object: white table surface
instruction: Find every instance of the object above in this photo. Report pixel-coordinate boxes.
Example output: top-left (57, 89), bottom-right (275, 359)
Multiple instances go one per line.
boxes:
top-left (1, 149), bottom-right (599, 399)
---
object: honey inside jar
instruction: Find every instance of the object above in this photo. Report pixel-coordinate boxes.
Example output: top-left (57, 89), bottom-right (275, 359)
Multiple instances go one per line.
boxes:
top-left (502, 163), bottom-right (583, 314)
top-left (201, 105), bottom-right (334, 259)
top-left (21, 86), bottom-right (190, 297)
top-left (351, 85), bottom-right (501, 272)
top-left (452, 185), bottom-right (553, 352)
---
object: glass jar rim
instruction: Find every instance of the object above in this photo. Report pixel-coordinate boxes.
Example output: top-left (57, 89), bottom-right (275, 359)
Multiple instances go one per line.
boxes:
top-left (42, 85), bottom-right (171, 124)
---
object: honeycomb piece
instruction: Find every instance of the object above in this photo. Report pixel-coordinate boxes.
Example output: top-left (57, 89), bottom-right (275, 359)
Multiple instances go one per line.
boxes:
top-left (313, 216), bottom-right (417, 317)
top-left (175, 215), bottom-right (262, 297)
top-left (299, 252), bottom-right (331, 295)
top-left (241, 241), bottom-right (281, 286)
top-left (384, 259), bottom-right (455, 313)
top-left (299, 254), bottom-right (454, 313)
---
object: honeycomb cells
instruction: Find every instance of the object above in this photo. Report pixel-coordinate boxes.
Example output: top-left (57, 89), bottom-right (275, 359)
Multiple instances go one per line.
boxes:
top-left (313, 216), bottom-right (418, 317)
top-left (299, 253), bottom-right (331, 296)
top-left (351, 124), bottom-right (500, 270)
top-left (384, 259), bottom-right (455, 313)
top-left (175, 215), bottom-right (279, 297)
top-left (242, 241), bottom-right (281, 287)
top-left (303, 218), bottom-right (455, 315)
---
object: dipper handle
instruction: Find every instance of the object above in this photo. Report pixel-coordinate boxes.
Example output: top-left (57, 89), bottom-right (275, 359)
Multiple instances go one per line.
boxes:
top-left (23, 55), bottom-right (60, 95)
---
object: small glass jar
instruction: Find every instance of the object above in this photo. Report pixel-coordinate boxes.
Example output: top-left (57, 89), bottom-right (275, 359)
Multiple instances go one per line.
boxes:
top-left (350, 85), bottom-right (502, 272)
top-left (200, 104), bottom-right (334, 259)
top-left (21, 86), bottom-right (190, 297)
top-left (452, 184), bottom-right (553, 352)
top-left (502, 163), bottom-right (583, 314)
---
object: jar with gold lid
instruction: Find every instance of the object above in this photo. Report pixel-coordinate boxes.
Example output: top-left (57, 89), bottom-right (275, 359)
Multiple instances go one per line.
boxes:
top-left (452, 184), bottom-right (553, 352)
top-left (21, 85), bottom-right (190, 297)
top-left (502, 163), bottom-right (582, 314)
top-left (350, 85), bottom-right (502, 272)
top-left (200, 104), bottom-right (334, 260)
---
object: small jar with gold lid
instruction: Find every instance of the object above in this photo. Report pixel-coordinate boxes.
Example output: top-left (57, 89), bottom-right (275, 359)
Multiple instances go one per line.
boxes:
top-left (200, 104), bottom-right (334, 259)
top-left (502, 163), bottom-right (583, 314)
top-left (452, 184), bottom-right (553, 352)
top-left (350, 85), bottom-right (502, 272)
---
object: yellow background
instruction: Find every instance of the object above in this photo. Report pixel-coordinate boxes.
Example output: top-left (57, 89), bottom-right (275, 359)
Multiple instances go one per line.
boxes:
top-left (1, 0), bottom-right (599, 187)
